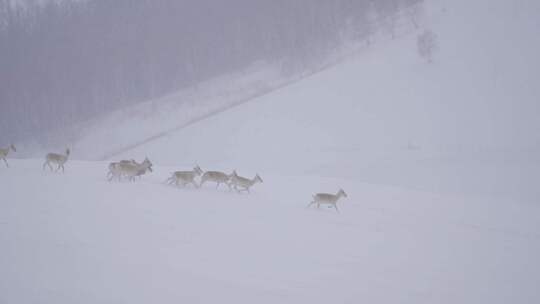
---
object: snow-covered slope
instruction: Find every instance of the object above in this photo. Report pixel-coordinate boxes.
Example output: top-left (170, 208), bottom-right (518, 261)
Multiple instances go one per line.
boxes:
top-left (2, 0), bottom-right (540, 303)
top-left (117, 0), bottom-right (540, 202)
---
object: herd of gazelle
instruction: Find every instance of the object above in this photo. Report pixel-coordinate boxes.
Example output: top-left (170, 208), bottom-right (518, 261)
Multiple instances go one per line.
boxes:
top-left (2, 144), bottom-right (71, 172)
top-left (164, 165), bottom-right (264, 193)
top-left (1, 146), bottom-right (348, 212)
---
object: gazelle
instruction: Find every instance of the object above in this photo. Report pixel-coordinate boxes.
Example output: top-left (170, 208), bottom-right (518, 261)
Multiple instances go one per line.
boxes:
top-left (0, 144), bottom-right (16, 167)
top-left (166, 165), bottom-right (203, 188)
top-left (108, 158), bottom-right (152, 182)
top-left (43, 148), bottom-right (70, 173)
top-left (199, 170), bottom-right (235, 190)
top-left (124, 158), bottom-right (153, 181)
top-left (107, 159), bottom-right (137, 180)
top-left (229, 171), bottom-right (263, 193)
top-left (307, 189), bottom-right (348, 213)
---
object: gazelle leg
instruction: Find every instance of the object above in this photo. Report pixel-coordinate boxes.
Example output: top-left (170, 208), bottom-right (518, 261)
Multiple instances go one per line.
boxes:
top-left (307, 201), bottom-right (315, 208)
top-left (333, 204), bottom-right (340, 213)
top-left (61, 164), bottom-right (65, 173)
top-left (2, 157), bottom-right (8, 168)
top-left (237, 187), bottom-right (248, 194)
top-left (43, 161), bottom-right (52, 171)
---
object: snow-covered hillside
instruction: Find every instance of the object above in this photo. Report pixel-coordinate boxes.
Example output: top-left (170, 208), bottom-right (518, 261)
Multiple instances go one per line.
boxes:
top-left (116, 0), bottom-right (540, 202)
top-left (2, 0), bottom-right (540, 303)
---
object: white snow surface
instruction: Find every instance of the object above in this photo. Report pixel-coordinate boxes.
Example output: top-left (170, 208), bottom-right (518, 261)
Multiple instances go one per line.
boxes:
top-left (1, 159), bottom-right (539, 303)
top-left (2, 0), bottom-right (540, 303)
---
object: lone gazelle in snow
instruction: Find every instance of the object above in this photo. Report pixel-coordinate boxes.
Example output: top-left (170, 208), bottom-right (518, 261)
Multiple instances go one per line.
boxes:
top-left (0, 144), bottom-right (16, 167)
top-left (43, 148), bottom-right (70, 173)
top-left (199, 170), bottom-right (235, 190)
top-left (229, 171), bottom-right (263, 193)
top-left (307, 189), bottom-right (348, 212)
top-left (166, 165), bottom-right (203, 188)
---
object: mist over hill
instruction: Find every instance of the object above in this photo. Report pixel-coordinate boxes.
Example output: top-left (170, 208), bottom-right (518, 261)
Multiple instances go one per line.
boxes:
top-left (0, 0), bottom-right (421, 144)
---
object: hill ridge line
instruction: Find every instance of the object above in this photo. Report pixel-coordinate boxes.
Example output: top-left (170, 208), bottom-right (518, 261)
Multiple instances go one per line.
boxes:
top-left (98, 46), bottom-right (370, 161)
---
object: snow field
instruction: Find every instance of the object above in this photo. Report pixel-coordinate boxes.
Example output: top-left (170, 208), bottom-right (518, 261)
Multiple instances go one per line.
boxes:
top-left (1, 159), bottom-right (539, 303)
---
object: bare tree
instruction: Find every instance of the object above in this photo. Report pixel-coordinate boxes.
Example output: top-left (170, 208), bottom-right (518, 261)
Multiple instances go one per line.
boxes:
top-left (417, 29), bottom-right (438, 63)
top-left (406, 3), bottom-right (423, 29)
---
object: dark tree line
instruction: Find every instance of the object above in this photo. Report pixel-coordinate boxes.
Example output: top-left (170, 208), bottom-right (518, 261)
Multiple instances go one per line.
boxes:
top-left (0, 0), bottom-right (421, 143)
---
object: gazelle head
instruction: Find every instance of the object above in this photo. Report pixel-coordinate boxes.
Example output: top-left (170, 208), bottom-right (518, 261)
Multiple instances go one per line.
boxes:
top-left (194, 165), bottom-right (203, 176)
top-left (254, 174), bottom-right (263, 183)
top-left (143, 157), bottom-right (153, 172)
top-left (231, 170), bottom-right (238, 177)
top-left (338, 189), bottom-right (348, 198)
top-left (65, 148), bottom-right (71, 156)
top-left (10, 144), bottom-right (16, 152)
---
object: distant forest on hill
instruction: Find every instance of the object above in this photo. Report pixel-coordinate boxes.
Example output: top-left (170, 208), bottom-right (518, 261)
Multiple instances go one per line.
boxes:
top-left (0, 0), bottom-right (422, 143)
